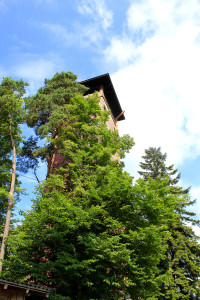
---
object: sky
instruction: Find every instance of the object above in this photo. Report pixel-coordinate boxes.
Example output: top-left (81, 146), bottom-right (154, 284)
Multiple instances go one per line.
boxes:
top-left (1, 0), bottom-right (200, 232)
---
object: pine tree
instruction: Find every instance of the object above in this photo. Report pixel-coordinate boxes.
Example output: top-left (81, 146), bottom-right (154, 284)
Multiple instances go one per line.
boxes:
top-left (138, 147), bottom-right (200, 299)
top-left (25, 71), bottom-right (87, 178)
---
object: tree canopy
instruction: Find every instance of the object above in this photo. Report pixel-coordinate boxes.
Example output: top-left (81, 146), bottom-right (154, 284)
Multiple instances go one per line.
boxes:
top-left (2, 90), bottom-right (139, 299)
top-left (138, 146), bottom-right (200, 299)
top-left (25, 72), bottom-right (87, 177)
top-left (0, 73), bottom-right (199, 299)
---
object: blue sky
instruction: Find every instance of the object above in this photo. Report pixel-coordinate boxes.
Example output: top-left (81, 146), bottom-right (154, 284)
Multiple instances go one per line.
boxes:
top-left (1, 0), bottom-right (200, 231)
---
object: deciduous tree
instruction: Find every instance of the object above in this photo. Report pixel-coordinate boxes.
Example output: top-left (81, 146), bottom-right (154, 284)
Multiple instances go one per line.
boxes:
top-left (2, 88), bottom-right (167, 299)
top-left (2, 91), bottom-right (133, 298)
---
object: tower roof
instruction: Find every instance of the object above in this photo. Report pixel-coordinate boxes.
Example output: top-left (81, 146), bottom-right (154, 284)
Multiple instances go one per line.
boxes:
top-left (80, 73), bottom-right (125, 121)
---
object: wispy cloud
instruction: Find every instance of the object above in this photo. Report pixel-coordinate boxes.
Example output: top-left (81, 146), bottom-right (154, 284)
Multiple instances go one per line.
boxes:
top-left (13, 35), bottom-right (32, 48)
top-left (13, 57), bottom-right (58, 80)
top-left (42, 23), bottom-right (75, 46)
top-left (11, 54), bottom-right (63, 95)
top-left (77, 0), bottom-right (113, 31)
top-left (41, 22), bottom-right (103, 50)
top-left (32, 1), bottom-right (113, 52)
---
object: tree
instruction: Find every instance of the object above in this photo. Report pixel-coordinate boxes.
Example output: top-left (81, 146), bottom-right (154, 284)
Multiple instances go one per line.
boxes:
top-left (2, 91), bottom-right (129, 297)
top-left (0, 120), bottom-right (12, 231)
top-left (138, 147), bottom-right (200, 299)
top-left (17, 136), bottom-right (40, 183)
top-left (1, 86), bottom-right (169, 299)
top-left (0, 77), bottom-right (28, 271)
top-left (25, 71), bottom-right (87, 178)
top-left (138, 147), bottom-right (181, 184)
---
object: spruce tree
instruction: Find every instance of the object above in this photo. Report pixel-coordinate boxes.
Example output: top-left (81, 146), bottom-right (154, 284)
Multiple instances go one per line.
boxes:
top-left (138, 147), bottom-right (200, 299)
top-left (138, 147), bottom-right (181, 184)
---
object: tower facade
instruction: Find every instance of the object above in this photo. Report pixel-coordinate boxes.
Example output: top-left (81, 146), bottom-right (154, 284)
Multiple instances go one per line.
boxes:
top-left (80, 73), bottom-right (125, 131)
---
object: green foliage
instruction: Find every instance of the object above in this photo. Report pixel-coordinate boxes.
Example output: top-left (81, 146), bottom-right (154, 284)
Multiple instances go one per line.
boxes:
top-left (4, 173), bottom-right (170, 299)
top-left (2, 73), bottom-right (199, 299)
top-left (138, 146), bottom-right (200, 299)
top-left (17, 136), bottom-right (39, 172)
top-left (26, 72), bottom-right (86, 134)
top-left (49, 295), bottom-right (71, 300)
top-left (2, 84), bottom-right (165, 299)
top-left (138, 147), bottom-right (181, 185)
top-left (25, 72), bottom-right (87, 176)
top-left (0, 77), bottom-right (28, 230)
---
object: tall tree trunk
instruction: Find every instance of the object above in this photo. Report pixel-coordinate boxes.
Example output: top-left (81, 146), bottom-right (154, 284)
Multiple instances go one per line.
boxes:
top-left (0, 112), bottom-right (16, 271)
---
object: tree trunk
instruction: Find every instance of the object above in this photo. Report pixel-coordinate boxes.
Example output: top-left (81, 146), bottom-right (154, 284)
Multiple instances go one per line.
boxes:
top-left (34, 167), bottom-right (40, 183)
top-left (0, 111), bottom-right (16, 271)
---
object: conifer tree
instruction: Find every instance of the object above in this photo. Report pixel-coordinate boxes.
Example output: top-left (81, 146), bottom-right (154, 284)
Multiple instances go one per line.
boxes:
top-left (25, 71), bottom-right (87, 177)
top-left (138, 147), bottom-right (200, 299)
top-left (138, 147), bottom-right (181, 184)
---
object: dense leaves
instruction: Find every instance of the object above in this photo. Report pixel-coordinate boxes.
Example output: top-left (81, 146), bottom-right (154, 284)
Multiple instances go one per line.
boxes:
top-left (1, 73), bottom-right (199, 299)
top-left (25, 72), bottom-right (87, 177)
top-left (138, 147), bottom-right (200, 299)
top-left (2, 80), bottom-right (165, 299)
top-left (2, 91), bottom-right (135, 299)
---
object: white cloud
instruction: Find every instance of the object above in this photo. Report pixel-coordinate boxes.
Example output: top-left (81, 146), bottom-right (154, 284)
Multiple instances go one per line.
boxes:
top-left (42, 22), bottom-right (102, 49)
top-left (14, 58), bottom-right (57, 80)
top-left (103, 37), bottom-right (138, 68)
top-left (38, 1), bottom-right (113, 51)
top-left (190, 186), bottom-right (200, 205)
top-left (42, 23), bottom-right (75, 45)
top-left (127, 0), bottom-right (200, 35)
top-left (192, 225), bottom-right (200, 238)
top-left (12, 55), bottom-right (63, 95)
top-left (186, 185), bottom-right (200, 236)
top-left (102, 0), bottom-right (200, 176)
top-left (77, 0), bottom-right (113, 31)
